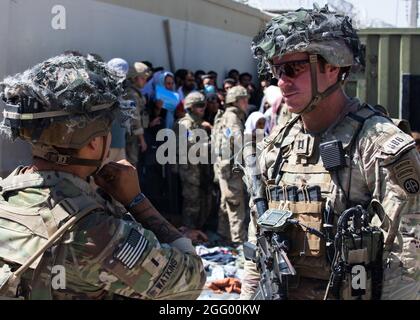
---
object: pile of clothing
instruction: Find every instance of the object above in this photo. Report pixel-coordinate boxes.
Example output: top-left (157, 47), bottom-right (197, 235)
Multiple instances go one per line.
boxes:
top-left (195, 244), bottom-right (246, 300)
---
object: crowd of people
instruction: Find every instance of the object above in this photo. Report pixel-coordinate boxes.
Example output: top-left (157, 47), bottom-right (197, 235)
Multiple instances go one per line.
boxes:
top-left (67, 50), bottom-right (420, 249)
top-left (98, 52), bottom-right (290, 246)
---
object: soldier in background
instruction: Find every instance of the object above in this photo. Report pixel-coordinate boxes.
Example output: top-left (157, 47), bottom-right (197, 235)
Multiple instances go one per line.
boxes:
top-left (0, 55), bottom-right (205, 299)
top-left (174, 92), bottom-right (212, 230)
top-left (213, 86), bottom-right (249, 245)
top-left (125, 62), bottom-right (151, 167)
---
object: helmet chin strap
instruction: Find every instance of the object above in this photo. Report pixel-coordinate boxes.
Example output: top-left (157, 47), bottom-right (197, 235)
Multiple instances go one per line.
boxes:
top-left (90, 134), bottom-right (110, 176)
top-left (32, 135), bottom-right (109, 175)
top-left (296, 54), bottom-right (342, 116)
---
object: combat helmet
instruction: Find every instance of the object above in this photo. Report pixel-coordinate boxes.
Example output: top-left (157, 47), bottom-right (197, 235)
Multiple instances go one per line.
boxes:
top-left (0, 54), bottom-right (132, 168)
top-left (127, 62), bottom-right (152, 80)
top-left (252, 4), bottom-right (363, 114)
top-left (225, 86), bottom-right (249, 105)
top-left (184, 92), bottom-right (206, 109)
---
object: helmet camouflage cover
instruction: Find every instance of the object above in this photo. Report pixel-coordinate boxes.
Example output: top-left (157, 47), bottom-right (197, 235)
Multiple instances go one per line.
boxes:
top-left (184, 91), bottom-right (206, 109)
top-left (225, 85), bottom-right (249, 105)
top-left (251, 4), bottom-right (363, 77)
top-left (0, 54), bottom-right (132, 150)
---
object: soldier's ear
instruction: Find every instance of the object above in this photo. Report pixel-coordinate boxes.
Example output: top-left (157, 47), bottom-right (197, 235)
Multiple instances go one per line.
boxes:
top-left (85, 136), bottom-right (104, 153)
top-left (326, 64), bottom-right (340, 81)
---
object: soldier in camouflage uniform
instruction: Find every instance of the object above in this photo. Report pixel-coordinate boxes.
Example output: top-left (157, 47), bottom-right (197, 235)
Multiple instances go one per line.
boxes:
top-left (174, 92), bottom-right (212, 229)
top-left (125, 62), bottom-right (151, 167)
top-left (213, 86), bottom-right (249, 244)
top-left (241, 5), bottom-right (419, 300)
top-left (0, 55), bottom-right (205, 300)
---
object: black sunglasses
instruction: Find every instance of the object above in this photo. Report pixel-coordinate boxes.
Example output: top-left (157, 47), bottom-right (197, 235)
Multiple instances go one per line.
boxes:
top-left (271, 59), bottom-right (310, 79)
top-left (193, 103), bottom-right (206, 108)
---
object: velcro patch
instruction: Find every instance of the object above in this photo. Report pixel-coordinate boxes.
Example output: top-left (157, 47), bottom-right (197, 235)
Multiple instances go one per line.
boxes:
top-left (147, 255), bottom-right (178, 298)
top-left (382, 132), bottom-right (413, 156)
top-left (114, 229), bottom-right (149, 269)
top-left (142, 249), bottom-right (168, 275)
top-left (393, 159), bottom-right (420, 194)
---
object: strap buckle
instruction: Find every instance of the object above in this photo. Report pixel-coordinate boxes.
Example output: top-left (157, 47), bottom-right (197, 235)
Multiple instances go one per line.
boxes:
top-left (47, 153), bottom-right (70, 165)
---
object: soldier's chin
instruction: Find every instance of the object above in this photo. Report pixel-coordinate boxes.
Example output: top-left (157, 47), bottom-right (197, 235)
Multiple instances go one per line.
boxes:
top-left (286, 102), bottom-right (306, 114)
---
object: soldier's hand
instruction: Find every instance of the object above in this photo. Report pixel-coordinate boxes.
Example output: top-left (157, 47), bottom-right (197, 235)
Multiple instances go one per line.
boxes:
top-left (138, 135), bottom-right (148, 153)
top-left (179, 226), bottom-right (208, 244)
top-left (94, 160), bottom-right (141, 207)
top-left (156, 99), bottom-right (164, 109)
top-left (149, 117), bottom-right (161, 127)
top-left (201, 121), bottom-right (213, 131)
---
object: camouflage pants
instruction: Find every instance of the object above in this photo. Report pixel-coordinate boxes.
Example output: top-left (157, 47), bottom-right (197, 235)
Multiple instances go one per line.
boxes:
top-left (240, 215), bottom-right (260, 300)
top-left (179, 164), bottom-right (210, 229)
top-left (216, 163), bottom-right (246, 243)
top-left (125, 134), bottom-right (139, 167)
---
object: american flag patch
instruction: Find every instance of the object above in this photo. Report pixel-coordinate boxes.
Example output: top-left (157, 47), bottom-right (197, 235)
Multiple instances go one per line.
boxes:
top-left (115, 229), bottom-right (149, 269)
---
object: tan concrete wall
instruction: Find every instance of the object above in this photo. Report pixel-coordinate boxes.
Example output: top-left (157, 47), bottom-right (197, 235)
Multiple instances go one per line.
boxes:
top-left (97, 0), bottom-right (270, 37)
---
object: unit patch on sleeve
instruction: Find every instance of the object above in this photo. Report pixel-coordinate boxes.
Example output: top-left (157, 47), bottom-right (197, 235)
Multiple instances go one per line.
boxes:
top-left (393, 159), bottom-right (420, 194)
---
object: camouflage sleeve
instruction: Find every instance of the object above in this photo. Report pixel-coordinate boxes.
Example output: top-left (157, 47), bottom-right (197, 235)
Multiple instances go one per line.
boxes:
top-left (66, 211), bottom-right (206, 300)
top-left (178, 119), bottom-right (196, 147)
top-left (358, 116), bottom-right (420, 299)
top-left (224, 113), bottom-right (245, 160)
top-left (125, 90), bottom-right (144, 136)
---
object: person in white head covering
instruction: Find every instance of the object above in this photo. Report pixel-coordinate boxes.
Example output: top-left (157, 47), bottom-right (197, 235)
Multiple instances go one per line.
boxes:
top-left (107, 58), bottom-right (129, 77)
top-left (245, 111), bottom-right (266, 142)
top-left (107, 58), bottom-right (129, 162)
top-left (262, 85), bottom-right (283, 133)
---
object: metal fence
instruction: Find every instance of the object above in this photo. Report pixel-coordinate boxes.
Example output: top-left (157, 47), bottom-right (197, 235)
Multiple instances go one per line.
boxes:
top-left (345, 28), bottom-right (420, 131)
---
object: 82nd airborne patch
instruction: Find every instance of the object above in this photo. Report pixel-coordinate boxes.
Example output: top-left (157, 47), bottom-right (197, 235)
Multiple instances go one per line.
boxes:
top-left (393, 159), bottom-right (420, 194)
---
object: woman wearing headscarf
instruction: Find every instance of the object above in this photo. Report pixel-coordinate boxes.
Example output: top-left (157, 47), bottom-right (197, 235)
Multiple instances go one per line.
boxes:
top-left (244, 111), bottom-right (266, 144)
top-left (262, 85), bottom-right (292, 134)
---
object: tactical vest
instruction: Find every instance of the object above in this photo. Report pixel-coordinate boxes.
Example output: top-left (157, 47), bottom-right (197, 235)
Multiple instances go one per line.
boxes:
top-left (0, 168), bottom-right (105, 299)
top-left (263, 104), bottom-right (383, 281)
top-left (213, 107), bottom-right (245, 164)
top-left (178, 112), bottom-right (203, 131)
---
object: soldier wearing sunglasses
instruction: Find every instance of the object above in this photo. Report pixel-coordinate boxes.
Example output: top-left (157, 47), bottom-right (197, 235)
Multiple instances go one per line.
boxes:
top-left (241, 5), bottom-right (420, 300)
top-left (175, 92), bottom-right (212, 230)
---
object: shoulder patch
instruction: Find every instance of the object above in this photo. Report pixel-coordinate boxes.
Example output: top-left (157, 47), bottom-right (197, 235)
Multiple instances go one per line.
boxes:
top-left (381, 132), bottom-right (415, 156)
top-left (392, 158), bottom-right (420, 194)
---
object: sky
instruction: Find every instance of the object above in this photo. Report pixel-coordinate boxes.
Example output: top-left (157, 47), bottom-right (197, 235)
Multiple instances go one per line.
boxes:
top-left (245, 0), bottom-right (416, 27)
top-left (347, 0), bottom-right (410, 27)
